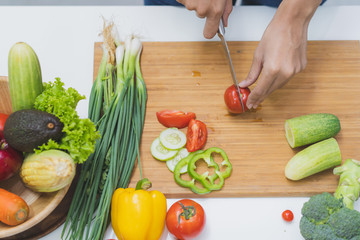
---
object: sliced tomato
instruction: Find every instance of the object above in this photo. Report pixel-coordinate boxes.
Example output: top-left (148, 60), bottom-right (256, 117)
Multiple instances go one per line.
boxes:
top-left (186, 119), bottom-right (207, 152)
top-left (156, 110), bottom-right (196, 129)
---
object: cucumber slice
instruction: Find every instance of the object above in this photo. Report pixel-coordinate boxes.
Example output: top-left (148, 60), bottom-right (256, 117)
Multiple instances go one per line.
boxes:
top-left (151, 137), bottom-right (178, 161)
top-left (285, 138), bottom-right (342, 180)
top-left (166, 148), bottom-right (189, 173)
top-left (159, 128), bottom-right (186, 150)
top-left (285, 113), bottom-right (341, 148)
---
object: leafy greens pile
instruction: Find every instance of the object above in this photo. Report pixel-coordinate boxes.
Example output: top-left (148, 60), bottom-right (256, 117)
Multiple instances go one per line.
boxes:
top-left (34, 78), bottom-right (100, 163)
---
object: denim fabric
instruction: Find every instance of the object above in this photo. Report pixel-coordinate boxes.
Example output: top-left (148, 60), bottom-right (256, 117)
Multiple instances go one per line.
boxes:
top-left (144, 0), bottom-right (326, 7)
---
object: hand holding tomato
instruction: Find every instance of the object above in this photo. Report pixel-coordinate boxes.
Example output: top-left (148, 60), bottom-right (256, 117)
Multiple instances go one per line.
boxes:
top-left (166, 199), bottom-right (205, 240)
top-left (224, 85), bottom-right (250, 114)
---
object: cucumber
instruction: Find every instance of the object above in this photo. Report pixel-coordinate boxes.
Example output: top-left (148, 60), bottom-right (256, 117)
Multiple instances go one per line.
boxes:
top-left (166, 148), bottom-right (189, 173)
top-left (8, 42), bottom-right (43, 112)
top-left (285, 113), bottom-right (341, 148)
top-left (151, 137), bottom-right (178, 161)
top-left (285, 138), bottom-right (341, 181)
top-left (159, 128), bottom-right (186, 150)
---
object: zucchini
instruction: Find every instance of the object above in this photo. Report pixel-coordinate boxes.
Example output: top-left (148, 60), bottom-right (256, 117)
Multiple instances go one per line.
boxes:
top-left (285, 138), bottom-right (341, 180)
top-left (8, 42), bottom-right (43, 112)
top-left (285, 113), bottom-right (341, 148)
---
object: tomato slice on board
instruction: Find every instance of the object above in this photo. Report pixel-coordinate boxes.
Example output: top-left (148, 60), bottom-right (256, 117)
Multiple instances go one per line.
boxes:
top-left (186, 119), bottom-right (207, 152)
top-left (224, 85), bottom-right (251, 114)
top-left (156, 110), bottom-right (196, 129)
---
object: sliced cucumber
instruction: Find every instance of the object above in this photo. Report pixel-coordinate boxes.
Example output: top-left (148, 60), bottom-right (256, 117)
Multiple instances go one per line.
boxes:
top-left (166, 148), bottom-right (189, 173)
top-left (285, 113), bottom-right (341, 148)
top-left (159, 128), bottom-right (186, 150)
top-left (285, 138), bottom-right (342, 181)
top-left (151, 137), bottom-right (178, 161)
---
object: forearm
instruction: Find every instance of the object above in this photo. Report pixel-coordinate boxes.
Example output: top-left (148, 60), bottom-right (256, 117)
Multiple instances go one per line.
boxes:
top-left (276, 0), bottom-right (322, 26)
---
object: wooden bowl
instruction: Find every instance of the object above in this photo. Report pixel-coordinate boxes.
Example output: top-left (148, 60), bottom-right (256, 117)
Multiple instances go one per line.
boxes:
top-left (0, 76), bottom-right (71, 238)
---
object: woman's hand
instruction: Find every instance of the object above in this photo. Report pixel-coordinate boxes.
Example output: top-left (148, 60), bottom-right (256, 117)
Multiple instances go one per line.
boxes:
top-left (176, 0), bottom-right (233, 39)
top-left (239, 0), bottom-right (322, 109)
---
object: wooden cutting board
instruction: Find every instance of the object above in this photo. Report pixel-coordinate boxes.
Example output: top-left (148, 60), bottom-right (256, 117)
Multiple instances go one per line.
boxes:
top-left (93, 40), bottom-right (360, 198)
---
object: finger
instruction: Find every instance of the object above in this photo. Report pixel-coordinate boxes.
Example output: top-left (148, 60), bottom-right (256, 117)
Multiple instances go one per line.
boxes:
top-left (246, 70), bottom-right (276, 109)
top-left (222, 0), bottom-right (233, 27)
top-left (239, 53), bottom-right (263, 88)
top-left (203, 15), bottom-right (221, 39)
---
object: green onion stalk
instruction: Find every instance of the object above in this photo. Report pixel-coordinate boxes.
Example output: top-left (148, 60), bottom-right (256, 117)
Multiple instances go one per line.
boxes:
top-left (62, 23), bottom-right (147, 239)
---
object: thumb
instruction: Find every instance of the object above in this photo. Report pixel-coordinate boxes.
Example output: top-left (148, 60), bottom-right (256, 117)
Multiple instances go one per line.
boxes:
top-left (239, 55), bottom-right (262, 88)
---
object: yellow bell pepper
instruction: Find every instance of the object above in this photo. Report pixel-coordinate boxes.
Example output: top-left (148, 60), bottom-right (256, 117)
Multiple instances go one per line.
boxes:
top-left (111, 180), bottom-right (167, 240)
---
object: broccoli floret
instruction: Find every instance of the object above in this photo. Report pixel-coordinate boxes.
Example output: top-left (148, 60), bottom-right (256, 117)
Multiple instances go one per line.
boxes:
top-left (300, 192), bottom-right (360, 240)
top-left (328, 207), bottom-right (360, 239)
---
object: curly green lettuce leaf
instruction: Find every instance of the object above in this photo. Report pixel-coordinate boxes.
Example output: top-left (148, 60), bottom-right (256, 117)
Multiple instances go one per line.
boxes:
top-left (33, 78), bottom-right (100, 163)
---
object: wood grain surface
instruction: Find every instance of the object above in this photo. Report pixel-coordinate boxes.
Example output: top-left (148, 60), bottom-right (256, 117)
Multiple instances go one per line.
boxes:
top-left (93, 40), bottom-right (360, 198)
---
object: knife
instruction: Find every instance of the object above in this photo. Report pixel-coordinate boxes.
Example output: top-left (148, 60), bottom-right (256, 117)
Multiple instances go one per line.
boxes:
top-left (217, 18), bottom-right (245, 112)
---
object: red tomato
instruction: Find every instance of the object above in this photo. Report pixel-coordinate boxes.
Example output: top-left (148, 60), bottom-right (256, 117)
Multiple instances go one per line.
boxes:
top-left (156, 110), bottom-right (196, 129)
top-left (166, 199), bottom-right (205, 240)
top-left (186, 119), bottom-right (207, 152)
top-left (282, 210), bottom-right (294, 222)
top-left (0, 113), bottom-right (9, 139)
top-left (224, 85), bottom-right (251, 114)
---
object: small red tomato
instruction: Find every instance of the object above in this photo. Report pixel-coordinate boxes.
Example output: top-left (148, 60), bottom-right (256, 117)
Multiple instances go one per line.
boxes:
top-left (186, 119), bottom-right (207, 152)
top-left (156, 110), bottom-right (196, 129)
top-left (282, 210), bottom-right (294, 222)
top-left (166, 199), bottom-right (205, 240)
top-left (0, 113), bottom-right (9, 139)
top-left (224, 85), bottom-right (250, 114)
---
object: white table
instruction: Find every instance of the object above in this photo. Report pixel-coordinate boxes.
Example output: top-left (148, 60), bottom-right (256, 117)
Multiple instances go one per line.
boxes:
top-left (0, 5), bottom-right (359, 240)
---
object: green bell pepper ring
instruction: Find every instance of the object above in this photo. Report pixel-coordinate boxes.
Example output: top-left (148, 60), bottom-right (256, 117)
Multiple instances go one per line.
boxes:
top-left (173, 150), bottom-right (211, 195)
top-left (187, 147), bottom-right (225, 191)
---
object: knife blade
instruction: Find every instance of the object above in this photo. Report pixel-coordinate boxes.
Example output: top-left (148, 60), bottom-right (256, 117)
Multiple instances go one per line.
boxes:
top-left (217, 19), bottom-right (245, 112)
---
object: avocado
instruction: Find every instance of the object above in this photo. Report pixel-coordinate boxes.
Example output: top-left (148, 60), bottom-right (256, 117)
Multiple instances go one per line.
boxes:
top-left (3, 109), bottom-right (64, 152)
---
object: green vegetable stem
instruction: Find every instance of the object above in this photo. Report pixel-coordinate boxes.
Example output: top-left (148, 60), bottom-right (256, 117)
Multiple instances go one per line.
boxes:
top-left (62, 21), bottom-right (147, 240)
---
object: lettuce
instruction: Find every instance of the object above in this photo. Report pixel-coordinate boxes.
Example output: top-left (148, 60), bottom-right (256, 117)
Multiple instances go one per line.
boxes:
top-left (33, 78), bottom-right (100, 163)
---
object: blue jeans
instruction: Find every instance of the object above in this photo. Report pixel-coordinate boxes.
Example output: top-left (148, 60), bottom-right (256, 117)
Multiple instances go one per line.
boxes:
top-left (144, 0), bottom-right (326, 7)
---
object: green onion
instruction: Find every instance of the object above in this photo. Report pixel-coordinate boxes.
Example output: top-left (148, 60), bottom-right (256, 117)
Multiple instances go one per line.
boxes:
top-left (62, 20), bottom-right (147, 240)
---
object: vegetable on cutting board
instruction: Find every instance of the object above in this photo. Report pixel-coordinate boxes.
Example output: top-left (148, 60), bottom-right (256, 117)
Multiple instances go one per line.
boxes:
top-left (0, 188), bottom-right (29, 226)
top-left (3, 109), bottom-right (64, 153)
top-left (20, 149), bottom-right (76, 192)
top-left (111, 179), bottom-right (167, 240)
top-left (159, 128), bottom-right (187, 150)
top-left (151, 137), bottom-right (178, 161)
top-left (285, 138), bottom-right (341, 181)
top-left (156, 110), bottom-right (196, 129)
top-left (224, 84), bottom-right (250, 114)
top-left (8, 42), bottom-right (43, 112)
top-left (166, 199), bottom-right (205, 240)
top-left (299, 159), bottom-right (360, 239)
top-left (186, 119), bottom-right (207, 152)
top-left (0, 138), bottom-right (23, 181)
top-left (285, 113), bottom-right (341, 148)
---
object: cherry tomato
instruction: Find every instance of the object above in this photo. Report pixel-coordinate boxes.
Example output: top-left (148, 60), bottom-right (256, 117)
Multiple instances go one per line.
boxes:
top-left (282, 209), bottom-right (294, 222)
top-left (156, 110), bottom-right (196, 129)
top-left (0, 113), bottom-right (9, 139)
top-left (166, 199), bottom-right (205, 240)
top-left (224, 85), bottom-right (251, 114)
top-left (186, 119), bottom-right (207, 152)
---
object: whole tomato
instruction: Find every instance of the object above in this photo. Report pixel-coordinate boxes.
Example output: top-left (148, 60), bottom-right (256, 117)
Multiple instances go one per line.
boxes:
top-left (224, 85), bottom-right (251, 114)
top-left (0, 138), bottom-right (23, 181)
top-left (0, 113), bottom-right (9, 138)
top-left (166, 199), bottom-right (205, 240)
